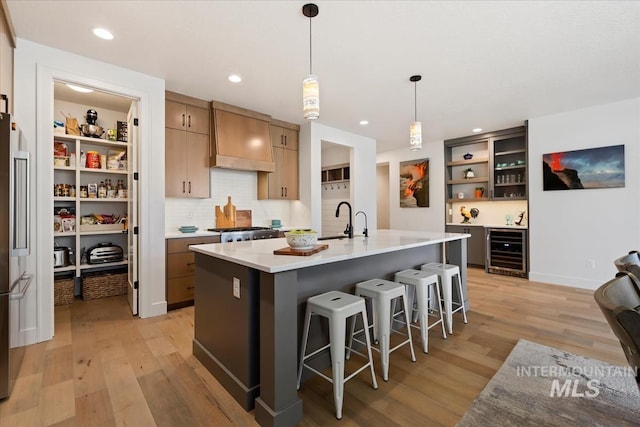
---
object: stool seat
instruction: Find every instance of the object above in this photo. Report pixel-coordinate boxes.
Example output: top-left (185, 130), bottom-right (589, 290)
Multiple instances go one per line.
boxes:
top-left (297, 290), bottom-right (378, 420)
top-left (348, 279), bottom-right (416, 381)
top-left (421, 262), bottom-right (468, 334)
top-left (394, 269), bottom-right (447, 353)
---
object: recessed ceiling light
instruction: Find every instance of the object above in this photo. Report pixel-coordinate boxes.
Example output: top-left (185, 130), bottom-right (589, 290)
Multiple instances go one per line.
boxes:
top-left (228, 74), bottom-right (242, 83)
top-left (472, 128), bottom-right (483, 133)
top-left (66, 84), bottom-right (93, 93)
top-left (359, 120), bottom-right (369, 125)
top-left (93, 28), bottom-right (114, 40)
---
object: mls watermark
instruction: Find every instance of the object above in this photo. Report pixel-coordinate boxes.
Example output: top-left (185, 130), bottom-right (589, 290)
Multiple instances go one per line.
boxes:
top-left (516, 365), bottom-right (638, 398)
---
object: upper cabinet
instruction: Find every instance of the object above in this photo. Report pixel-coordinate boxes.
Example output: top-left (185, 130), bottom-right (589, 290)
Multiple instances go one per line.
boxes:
top-left (444, 126), bottom-right (527, 203)
top-left (165, 91), bottom-right (210, 198)
top-left (166, 98), bottom-right (209, 135)
top-left (257, 120), bottom-right (300, 200)
top-left (492, 131), bottom-right (527, 200)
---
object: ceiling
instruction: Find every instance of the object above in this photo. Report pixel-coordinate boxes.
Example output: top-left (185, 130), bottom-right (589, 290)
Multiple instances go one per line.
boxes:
top-left (7, 1), bottom-right (640, 153)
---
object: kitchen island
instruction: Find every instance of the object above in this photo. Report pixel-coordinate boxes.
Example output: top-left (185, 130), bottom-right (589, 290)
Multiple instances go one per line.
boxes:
top-left (190, 229), bottom-right (469, 427)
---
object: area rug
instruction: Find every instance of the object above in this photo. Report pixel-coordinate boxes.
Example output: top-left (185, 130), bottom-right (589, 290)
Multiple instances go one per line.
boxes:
top-left (457, 339), bottom-right (640, 426)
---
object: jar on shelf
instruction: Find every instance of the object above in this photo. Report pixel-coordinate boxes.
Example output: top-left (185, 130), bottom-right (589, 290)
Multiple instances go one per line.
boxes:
top-left (79, 186), bottom-right (88, 198)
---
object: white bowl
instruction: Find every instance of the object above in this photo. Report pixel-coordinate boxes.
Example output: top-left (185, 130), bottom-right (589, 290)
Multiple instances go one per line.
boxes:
top-left (285, 230), bottom-right (318, 250)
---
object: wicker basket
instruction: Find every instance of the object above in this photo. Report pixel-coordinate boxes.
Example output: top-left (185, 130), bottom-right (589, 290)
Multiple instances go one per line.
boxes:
top-left (54, 277), bottom-right (75, 305)
top-left (82, 270), bottom-right (128, 300)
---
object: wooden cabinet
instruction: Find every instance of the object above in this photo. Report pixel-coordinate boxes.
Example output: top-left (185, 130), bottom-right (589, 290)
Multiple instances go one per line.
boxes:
top-left (0, 3), bottom-right (15, 114)
top-left (165, 92), bottom-right (210, 198)
top-left (166, 235), bottom-right (220, 310)
top-left (257, 121), bottom-right (300, 200)
top-left (446, 225), bottom-right (485, 267)
top-left (165, 99), bottom-right (210, 135)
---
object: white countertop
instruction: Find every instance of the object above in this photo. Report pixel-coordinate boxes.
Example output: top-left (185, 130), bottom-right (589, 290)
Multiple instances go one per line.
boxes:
top-left (190, 229), bottom-right (470, 273)
top-left (165, 230), bottom-right (221, 239)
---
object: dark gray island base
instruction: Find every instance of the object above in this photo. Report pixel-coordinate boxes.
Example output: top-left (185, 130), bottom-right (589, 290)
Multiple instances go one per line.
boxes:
top-left (191, 230), bottom-right (469, 427)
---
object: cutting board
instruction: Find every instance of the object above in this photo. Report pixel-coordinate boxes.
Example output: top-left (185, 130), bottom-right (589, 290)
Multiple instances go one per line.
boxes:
top-left (235, 210), bottom-right (252, 228)
top-left (273, 244), bottom-right (329, 256)
top-left (215, 196), bottom-right (236, 228)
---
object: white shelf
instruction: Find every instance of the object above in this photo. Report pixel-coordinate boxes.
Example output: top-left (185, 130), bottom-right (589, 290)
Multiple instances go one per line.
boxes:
top-left (79, 260), bottom-right (128, 270)
top-left (80, 230), bottom-right (127, 236)
top-left (79, 167), bottom-right (128, 174)
top-left (54, 232), bottom-right (76, 237)
top-left (54, 265), bottom-right (76, 272)
top-left (79, 198), bottom-right (129, 202)
top-left (55, 134), bottom-right (129, 148)
top-left (54, 165), bottom-right (75, 171)
top-left (54, 196), bottom-right (76, 202)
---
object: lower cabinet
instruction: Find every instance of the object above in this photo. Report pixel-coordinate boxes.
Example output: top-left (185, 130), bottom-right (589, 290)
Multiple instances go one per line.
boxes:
top-left (446, 225), bottom-right (485, 267)
top-left (166, 235), bottom-right (220, 310)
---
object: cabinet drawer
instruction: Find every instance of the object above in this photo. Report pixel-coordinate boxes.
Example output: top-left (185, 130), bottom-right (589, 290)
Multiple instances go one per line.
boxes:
top-left (167, 236), bottom-right (220, 253)
top-left (167, 276), bottom-right (195, 304)
top-left (167, 252), bottom-right (195, 278)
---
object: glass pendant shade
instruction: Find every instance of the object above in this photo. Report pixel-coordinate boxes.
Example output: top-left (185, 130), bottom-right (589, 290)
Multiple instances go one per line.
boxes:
top-left (410, 121), bottom-right (422, 151)
top-left (303, 74), bottom-right (320, 120)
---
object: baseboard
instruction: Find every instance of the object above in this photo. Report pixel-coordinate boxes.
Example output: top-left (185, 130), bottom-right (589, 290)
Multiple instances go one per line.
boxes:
top-left (528, 272), bottom-right (601, 290)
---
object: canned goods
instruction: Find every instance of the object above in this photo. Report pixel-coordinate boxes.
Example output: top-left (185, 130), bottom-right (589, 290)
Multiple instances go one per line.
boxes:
top-left (86, 151), bottom-right (100, 168)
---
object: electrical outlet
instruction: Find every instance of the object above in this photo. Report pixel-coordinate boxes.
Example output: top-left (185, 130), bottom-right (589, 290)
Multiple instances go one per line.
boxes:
top-left (233, 277), bottom-right (240, 299)
top-left (186, 211), bottom-right (193, 218)
top-left (586, 259), bottom-right (596, 269)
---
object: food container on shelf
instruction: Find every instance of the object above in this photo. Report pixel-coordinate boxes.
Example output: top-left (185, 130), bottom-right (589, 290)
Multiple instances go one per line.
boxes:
top-left (86, 151), bottom-right (100, 168)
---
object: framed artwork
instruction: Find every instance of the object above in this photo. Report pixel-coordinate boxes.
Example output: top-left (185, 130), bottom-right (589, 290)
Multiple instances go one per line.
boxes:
top-left (543, 145), bottom-right (625, 191)
top-left (400, 158), bottom-right (429, 207)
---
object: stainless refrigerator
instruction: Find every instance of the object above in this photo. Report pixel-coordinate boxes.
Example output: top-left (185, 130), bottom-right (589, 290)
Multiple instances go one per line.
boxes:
top-left (0, 109), bottom-right (32, 400)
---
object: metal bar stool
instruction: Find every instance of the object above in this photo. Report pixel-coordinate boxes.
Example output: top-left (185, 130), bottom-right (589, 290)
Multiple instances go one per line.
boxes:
top-left (347, 279), bottom-right (416, 381)
top-left (297, 290), bottom-right (378, 420)
top-left (421, 262), bottom-right (468, 334)
top-left (394, 269), bottom-right (447, 353)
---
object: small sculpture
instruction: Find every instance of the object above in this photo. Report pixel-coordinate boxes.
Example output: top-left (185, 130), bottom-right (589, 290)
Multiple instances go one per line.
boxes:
top-left (515, 211), bottom-right (526, 226)
top-left (463, 153), bottom-right (473, 160)
top-left (461, 206), bottom-right (471, 223)
top-left (463, 168), bottom-right (475, 179)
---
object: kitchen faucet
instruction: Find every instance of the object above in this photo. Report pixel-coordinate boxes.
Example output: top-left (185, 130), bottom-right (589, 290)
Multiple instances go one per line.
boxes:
top-left (335, 201), bottom-right (353, 239)
top-left (355, 211), bottom-right (368, 237)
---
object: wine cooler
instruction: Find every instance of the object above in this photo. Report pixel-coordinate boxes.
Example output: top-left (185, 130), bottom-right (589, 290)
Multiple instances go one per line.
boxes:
top-left (486, 228), bottom-right (527, 278)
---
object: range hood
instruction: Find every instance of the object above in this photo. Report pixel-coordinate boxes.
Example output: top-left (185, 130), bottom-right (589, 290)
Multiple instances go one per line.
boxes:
top-left (210, 101), bottom-right (275, 172)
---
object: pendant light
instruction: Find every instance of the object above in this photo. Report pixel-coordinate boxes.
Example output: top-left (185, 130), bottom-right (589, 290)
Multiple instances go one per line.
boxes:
top-left (302, 3), bottom-right (319, 120)
top-left (409, 75), bottom-right (422, 151)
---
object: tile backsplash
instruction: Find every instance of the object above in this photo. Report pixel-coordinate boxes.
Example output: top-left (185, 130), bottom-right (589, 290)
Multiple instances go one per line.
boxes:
top-left (165, 168), bottom-right (294, 232)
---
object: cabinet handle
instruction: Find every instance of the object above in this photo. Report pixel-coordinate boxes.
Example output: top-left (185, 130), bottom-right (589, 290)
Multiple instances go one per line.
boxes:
top-left (280, 135), bottom-right (284, 146)
top-left (284, 187), bottom-right (287, 197)
top-left (280, 187), bottom-right (284, 197)
top-left (187, 262), bottom-right (195, 266)
top-left (284, 135), bottom-right (287, 146)
top-left (182, 181), bottom-right (186, 193)
top-left (188, 115), bottom-right (192, 128)
top-left (188, 181), bottom-right (192, 194)
top-left (182, 114), bottom-right (185, 127)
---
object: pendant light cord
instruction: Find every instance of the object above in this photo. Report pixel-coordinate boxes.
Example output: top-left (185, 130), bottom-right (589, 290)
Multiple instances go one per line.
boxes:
top-left (414, 81), bottom-right (417, 122)
top-left (309, 15), bottom-right (313, 74)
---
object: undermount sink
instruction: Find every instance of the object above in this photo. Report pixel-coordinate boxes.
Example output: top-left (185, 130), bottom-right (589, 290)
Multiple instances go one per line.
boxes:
top-left (317, 235), bottom-right (346, 241)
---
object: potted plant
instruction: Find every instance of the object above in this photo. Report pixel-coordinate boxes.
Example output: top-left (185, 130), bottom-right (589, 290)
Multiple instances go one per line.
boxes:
top-left (475, 187), bottom-right (485, 198)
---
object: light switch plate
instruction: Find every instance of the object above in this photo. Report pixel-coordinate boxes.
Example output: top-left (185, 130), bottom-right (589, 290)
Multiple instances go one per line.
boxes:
top-left (233, 277), bottom-right (240, 298)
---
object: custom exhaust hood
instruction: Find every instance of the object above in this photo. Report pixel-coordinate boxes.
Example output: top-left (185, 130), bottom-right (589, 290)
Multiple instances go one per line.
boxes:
top-left (210, 101), bottom-right (275, 172)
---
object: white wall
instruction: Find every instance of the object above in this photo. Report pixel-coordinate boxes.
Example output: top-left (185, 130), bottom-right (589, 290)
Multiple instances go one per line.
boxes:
top-left (165, 168), bottom-right (296, 231)
top-left (298, 122), bottom-right (377, 235)
top-left (528, 98), bottom-right (640, 289)
top-left (376, 141), bottom-right (446, 232)
top-left (14, 39), bottom-right (166, 344)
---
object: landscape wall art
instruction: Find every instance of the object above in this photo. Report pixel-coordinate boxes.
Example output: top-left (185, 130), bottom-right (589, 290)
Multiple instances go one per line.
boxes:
top-left (542, 144), bottom-right (625, 191)
top-left (400, 158), bottom-right (429, 207)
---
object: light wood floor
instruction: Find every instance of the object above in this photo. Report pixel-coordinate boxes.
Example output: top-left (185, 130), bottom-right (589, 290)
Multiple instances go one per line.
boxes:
top-left (0, 268), bottom-right (627, 426)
